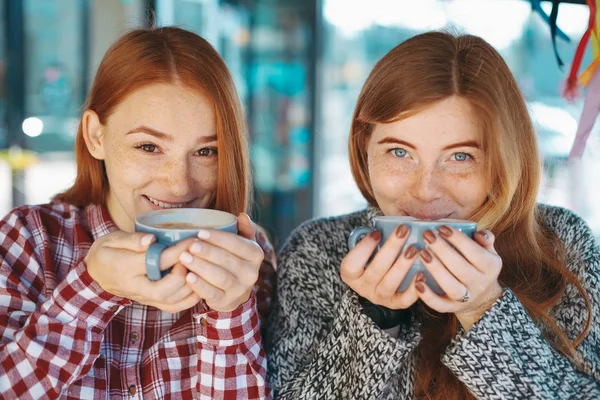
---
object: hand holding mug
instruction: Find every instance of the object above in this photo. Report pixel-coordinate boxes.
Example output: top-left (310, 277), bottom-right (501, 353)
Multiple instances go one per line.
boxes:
top-left (178, 213), bottom-right (264, 312)
top-left (412, 226), bottom-right (503, 331)
top-left (85, 231), bottom-right (202, 313)
top-left (135, 208), bottom-right (264, 313)
top-left (341, 224), bottom-right (422, 311)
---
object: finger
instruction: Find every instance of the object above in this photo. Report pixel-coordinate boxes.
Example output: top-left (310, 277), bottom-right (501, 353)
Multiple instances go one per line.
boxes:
top-left (415, 279), bottom-right (457, 314)
top-left (164, 284), bottom-right (195, 304)
top-left (340, 231), bottom-right (381, 282)
top-left (156, 292), bottom-right (202, 314)
top-left (419, 248), bottom-right (474, 302)
top-left (180, 252), bottom-right (241, 293)
top-left (474, 230), bottom-right (498, 255)
top-left (196, 228), bottom-right (263, 266)
top-left (423, 230), bottom-right (478, 284)
top-left (237, 213), bottom-right (256, 241)
top-left (389, 278), bottom-right (421, 310)
top-left (361, 225), bottom-right (411, 286)
top-left (436, 225), bottom-right (499, 273)
top-left (185, 271), bottom-right (225, 303)
top-left (161, 263), bottom-right (194, 303)
top-left (103, 231), bottom-right (156, 252)
top-left (374, 244), bottom-right (419, 298)
top-left (158, 238), bottom-right (198, 271)
top-left (188, 241), bottom-right (259, 284)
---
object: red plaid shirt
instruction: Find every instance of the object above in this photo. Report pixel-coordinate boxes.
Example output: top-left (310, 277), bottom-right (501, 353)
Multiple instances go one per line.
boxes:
top-left (0, 201), bottom-right (276, 399)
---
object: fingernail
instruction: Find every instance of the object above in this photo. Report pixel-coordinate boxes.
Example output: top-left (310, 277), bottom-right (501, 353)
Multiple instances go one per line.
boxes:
top-left (396, 224), bottom-right (409, 239)
top-left (186, 272), bottom-right (197, 283)
top-left (180, 251), bottom-right (193, 264)
top-left (415, 282), bottom-right (425, 293)
top-left (482, 230), bottom-right (491, 240)
top-left (190, 242), bottom-right (202, 254)
top-left (404, 245), bottom-right (418, 259)
top-left (423, 230), bottom-right (436, 244)
top-left (371, 230), bottom-right (382, 241)
top-left (420, 249), bottom-right (433, 263)
top-left (438, 225), bottom-right (453, 238)
top-left (197, 230), bottom-right (210, 240)
top-left (414, 272), bottom-right (426, 283)
top-left (141, 234), bottom-right (155, 246)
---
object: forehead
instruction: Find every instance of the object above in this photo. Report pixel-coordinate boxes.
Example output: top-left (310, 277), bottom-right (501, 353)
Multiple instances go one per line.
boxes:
top-left (108, 83), bottom-right (216, 131)
top-left (371, 97), bottom-right (481, 145)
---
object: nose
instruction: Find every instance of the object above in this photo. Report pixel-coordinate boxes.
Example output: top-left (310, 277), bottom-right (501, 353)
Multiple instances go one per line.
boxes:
top-left (160, 158), bottom-right (192, 197)
top-left (408, 164), bottom-right (444, 203)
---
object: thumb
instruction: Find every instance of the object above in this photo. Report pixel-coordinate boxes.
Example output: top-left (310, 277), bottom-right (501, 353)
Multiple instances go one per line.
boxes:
top-left (103, 231), bottom-right (156, 252)
top-left (237, 213), bottom-right (257, 241)
top-left (475, 230), bottom-right (498, 255)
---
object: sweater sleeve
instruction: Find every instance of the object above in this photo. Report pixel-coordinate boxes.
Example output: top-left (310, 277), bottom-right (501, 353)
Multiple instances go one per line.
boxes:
top-left (266, 221), bottom-right (421, 400)
top-left (442, 208), bottom-right (600, 399)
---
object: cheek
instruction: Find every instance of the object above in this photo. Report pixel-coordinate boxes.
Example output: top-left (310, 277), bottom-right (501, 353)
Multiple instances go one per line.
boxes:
top-left (369, 157), bottom-right (410, 197)
top-left (445, 170), bottom-right (488, 205)
top-left (191, 162), bottom-right (218, 191)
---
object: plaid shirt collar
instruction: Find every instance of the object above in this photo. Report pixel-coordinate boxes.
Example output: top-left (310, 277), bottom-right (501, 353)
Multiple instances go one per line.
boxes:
top-left (84, 203), bottom-right (120, 240)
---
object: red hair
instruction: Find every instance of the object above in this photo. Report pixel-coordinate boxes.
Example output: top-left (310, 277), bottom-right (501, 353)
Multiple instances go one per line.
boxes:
top-left (55, 27), bottom-right (251, 215)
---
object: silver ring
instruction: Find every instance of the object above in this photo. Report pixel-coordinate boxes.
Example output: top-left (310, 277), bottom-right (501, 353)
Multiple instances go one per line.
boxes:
top-left (459, 288), bottom-right (470, 303)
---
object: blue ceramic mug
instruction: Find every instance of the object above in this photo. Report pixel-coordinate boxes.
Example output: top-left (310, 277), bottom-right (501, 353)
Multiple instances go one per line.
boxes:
top-left (135, 208), bottom-right (238, 281)
top-left (348, 216), bottom-right (477, 295)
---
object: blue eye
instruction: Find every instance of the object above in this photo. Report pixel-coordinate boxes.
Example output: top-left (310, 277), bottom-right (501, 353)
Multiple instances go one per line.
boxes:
top-left (452, 152), bottom-right (470, 162)
top-left (392, 148), bottom-right (407, 158)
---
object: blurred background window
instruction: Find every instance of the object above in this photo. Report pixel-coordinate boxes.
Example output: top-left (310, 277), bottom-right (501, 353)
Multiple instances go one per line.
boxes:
top-left (1, 0), bottom-right (598, 246)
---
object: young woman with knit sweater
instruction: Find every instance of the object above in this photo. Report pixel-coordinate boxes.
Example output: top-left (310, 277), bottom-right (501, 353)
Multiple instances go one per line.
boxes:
top-left (266, 31), bottom-right (600, 399)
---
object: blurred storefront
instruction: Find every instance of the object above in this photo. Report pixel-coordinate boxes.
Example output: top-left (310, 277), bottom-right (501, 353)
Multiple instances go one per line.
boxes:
top-left (1, 0), bottom-right (598, 246)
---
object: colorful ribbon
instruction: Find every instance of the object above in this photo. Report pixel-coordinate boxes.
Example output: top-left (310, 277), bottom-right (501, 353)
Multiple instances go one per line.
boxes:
top-left (530, 0), bottom-right (572, 69)
top-left (563, 0), bottom-right (600, 159)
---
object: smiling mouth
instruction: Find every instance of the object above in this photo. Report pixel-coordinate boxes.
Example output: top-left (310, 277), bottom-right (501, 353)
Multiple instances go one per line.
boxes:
top-left (144, 195), bottom-right (190, 209)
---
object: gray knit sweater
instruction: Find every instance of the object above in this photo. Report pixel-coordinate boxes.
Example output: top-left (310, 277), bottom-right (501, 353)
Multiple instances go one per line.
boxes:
top-left (266, 204), bottom-right (600, 399)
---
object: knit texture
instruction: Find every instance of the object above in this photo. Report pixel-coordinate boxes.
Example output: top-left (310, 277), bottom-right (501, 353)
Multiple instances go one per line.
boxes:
top-left (266, 204), bottom-right (600, 399)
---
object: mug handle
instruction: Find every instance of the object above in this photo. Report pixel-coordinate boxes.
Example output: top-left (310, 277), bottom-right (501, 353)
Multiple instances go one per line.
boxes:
top-left (348, 226), bottom-right (377, 250)
top-left (145, 242), bottom-right (171, 281)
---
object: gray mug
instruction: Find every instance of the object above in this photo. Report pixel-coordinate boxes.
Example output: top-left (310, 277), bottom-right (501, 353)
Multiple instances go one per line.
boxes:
top-left (348, 216), bottom-right (477, 295)
top-left (135, 208), bottom-right (238, 281)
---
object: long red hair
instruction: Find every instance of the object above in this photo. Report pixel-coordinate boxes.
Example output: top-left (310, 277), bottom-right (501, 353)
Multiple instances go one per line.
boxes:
top-left (349, 31), bottom-right (592, 399)
top-left (55, 27), bottom-right (251, 215)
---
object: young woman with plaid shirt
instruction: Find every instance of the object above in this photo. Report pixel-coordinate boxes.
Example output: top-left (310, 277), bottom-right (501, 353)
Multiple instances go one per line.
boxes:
top-left (0, 27), bottom-right (275, 399)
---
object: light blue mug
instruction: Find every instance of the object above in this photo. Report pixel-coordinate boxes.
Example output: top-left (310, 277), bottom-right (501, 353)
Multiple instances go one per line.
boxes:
top-left (348, 216), bottom-right (477, 295)
top-left (135, 208), bottom-right (238, 281)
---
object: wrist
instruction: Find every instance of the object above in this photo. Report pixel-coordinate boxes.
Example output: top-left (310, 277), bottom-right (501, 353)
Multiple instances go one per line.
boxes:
top-left (455, 284), bottom-right (503, 332)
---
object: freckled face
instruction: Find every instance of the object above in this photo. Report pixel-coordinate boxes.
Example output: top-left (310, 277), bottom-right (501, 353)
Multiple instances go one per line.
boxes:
top-left (367, 96), bottom-right (488, 220)
top-left (94, 83), bottom-right (218, 232)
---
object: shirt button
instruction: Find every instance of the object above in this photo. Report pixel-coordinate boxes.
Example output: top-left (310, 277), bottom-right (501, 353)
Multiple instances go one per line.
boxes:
top-left (130, 332), bottom-right (139, 342)
top-left (128, 385), bottom-right (137, 395)
top-left (200, 318), bottom-right (207, 327)
top-left (109, 305), bottom-right (119, 313)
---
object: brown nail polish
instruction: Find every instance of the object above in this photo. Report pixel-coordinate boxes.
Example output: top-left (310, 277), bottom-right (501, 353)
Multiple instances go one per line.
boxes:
top-left (371, 230), bottom-right (382, 241)
top-left (396, 224), bottom-right (409, 239)
top-left (438, 225), bottom-right (453, 238)
top-left (423, 230), bottom-right (436, 244)
top-left (404, 245), bottom-right (418, 259)
top-left (414, 272), bottom-right (426, 283)
top-left (420, 249), bottom-right (433, 263)
top-left (415, 282), bottom-right (425, 293)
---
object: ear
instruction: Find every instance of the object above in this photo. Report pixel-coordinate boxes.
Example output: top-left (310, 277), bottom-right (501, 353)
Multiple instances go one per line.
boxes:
top-left (82, 110), bottom-right (106, 160)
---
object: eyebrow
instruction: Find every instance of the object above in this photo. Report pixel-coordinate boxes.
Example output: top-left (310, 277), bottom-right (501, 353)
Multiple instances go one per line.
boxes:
top-left (377, 137), bottom-right (480, 151)
top-left (126, 125), bottom-right (217, 143)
